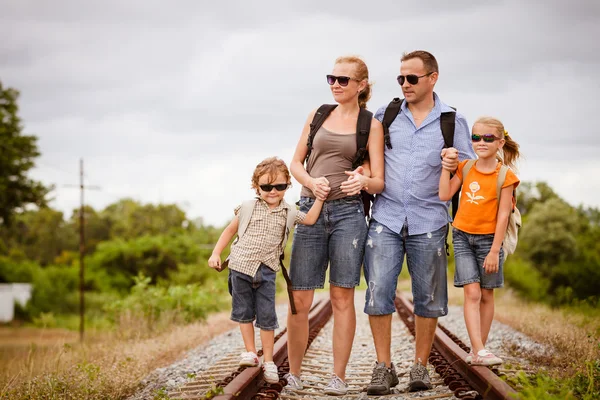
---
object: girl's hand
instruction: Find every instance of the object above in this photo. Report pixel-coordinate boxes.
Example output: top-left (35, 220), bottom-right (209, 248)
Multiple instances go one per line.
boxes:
top-left (483, 250), bottom-right (500, 274)
top-left (310, 176), bottom-right (330, 201)
top-left (208, 254), bottom-right (221, 270)
top-left (441, 147), bottom-right (459, 172)
top-left (340, 166), bottom-right (366, 196)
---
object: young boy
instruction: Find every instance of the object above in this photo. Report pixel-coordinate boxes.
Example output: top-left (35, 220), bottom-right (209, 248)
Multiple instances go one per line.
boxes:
top-left (208, 157), bottom-right (324, 384)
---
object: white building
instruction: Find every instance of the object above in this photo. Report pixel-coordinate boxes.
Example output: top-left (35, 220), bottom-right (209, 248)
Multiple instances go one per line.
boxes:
top-left (0, 283), bottom-right (32, 322)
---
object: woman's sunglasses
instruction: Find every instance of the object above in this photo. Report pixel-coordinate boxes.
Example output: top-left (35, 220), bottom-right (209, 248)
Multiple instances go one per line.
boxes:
top-left (472, 134), bottom-right (502, 143)
top-left (259, 183), bottom-right (288, 192)
top-left (396, 72), bottom-right (433, 85)
top-left (326, 75), bottom-right (358, 87)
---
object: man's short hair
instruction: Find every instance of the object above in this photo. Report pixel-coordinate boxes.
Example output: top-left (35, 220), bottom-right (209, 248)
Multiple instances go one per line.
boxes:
top-left (401, 51), bottom-right (439, 73)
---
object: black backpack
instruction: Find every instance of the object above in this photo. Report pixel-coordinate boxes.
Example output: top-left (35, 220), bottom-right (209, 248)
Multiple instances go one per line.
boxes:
top-left (381, 98), bottom-right (460, 219)
top-left (306, 104), bottom-right (374, 214)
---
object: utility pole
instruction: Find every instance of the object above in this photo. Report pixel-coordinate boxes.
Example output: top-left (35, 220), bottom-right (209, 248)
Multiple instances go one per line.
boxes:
top-left (65, 158), bottom-right (100, 342)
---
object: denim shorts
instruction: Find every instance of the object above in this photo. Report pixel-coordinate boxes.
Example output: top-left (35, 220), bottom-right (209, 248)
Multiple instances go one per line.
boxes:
top-left (452, 228), bottom-right (504, 289)
top-left (228, 264), bottom-right (278, 330)
top-left (289, 196), bottom-right (368, 290)
top-left (364, 220), bottom-right (448, 318)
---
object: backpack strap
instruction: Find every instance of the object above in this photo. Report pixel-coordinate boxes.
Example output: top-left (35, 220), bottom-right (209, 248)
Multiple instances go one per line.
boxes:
top-left (352, 108), bottom-right (373, 170)
top-left (462, 159), bottom-right (477, 181)
top-left (497, 165), bottom-right (509, 203)
top-left (236, 199), bottom-right (259, 238)
top-left (280, 202), bottom-right (298, 315)
top-left (440, 108), bottom-right (459, 221)
top-left (305, 104), bottom-right (337, 165)
top-left (382, 98), bottom-right (403, 149)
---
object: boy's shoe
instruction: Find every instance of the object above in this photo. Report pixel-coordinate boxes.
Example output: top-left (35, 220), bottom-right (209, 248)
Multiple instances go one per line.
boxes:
top-left (408, 363), bottom-right (433, 392)
top-left (466, 350), bottom-right (474, 364)
top-left (239, 351), bottom-right (259, 367)
top-left (367, 361), bottom-right (399, 395)
top-left (471, 349), bottom-right (503, 366)
top-left (323, 374), bottom-right (349, 396)
top-left (283, 372), bottom-right (304, 391)
top-left (262, 361), bottom-right (279, 384)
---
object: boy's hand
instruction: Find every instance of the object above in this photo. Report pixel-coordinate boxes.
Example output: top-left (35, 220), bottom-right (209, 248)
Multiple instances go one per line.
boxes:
top-left (441, 147), bottom-right (459, 172)
top-left (208, 254), bottom-right (221, 270)
top-left (483, 250), bottom-right (499, 274)
top-left (311, 176), bottom-right (330, 201)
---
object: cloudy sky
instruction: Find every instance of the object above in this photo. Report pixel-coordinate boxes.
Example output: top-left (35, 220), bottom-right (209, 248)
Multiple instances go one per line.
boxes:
top-left (1, 0), bottom-right (599, 226)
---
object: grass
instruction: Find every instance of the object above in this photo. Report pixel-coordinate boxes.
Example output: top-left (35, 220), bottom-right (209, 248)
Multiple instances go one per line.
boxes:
top-left (0, 312), bottom-right (236, 400)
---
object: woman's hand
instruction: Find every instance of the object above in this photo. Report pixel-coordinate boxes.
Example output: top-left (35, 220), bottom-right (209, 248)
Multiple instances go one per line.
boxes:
top-left (310, 176), bottom-right (330, 200)
top-left (340, 166), bottom-right (366, 196)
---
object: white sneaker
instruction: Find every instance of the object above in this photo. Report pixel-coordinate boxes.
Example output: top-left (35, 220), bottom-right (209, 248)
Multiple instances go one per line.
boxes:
top-left (284, 372), bottom-right (304, 390)
top-left (239, 351), bottom-right (259, 367)
top-left (323, 374), bottom-right (349, 396)
top-left (471, 349), bottom-right (503, 366)
top-left (262, 361), bottom-right (279, 384)
top-left (466, 350), bottom-right (474, 364)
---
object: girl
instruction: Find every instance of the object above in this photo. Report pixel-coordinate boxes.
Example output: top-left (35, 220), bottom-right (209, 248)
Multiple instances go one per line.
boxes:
top-left (439, 117), bottom-right (520, 366)
top-left (286, 55), bottom-right (385, 395)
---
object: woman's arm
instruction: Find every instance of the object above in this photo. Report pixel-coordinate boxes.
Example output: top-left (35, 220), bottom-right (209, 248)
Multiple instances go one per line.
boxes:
top-left (290, 110), bottom-right (330, 200)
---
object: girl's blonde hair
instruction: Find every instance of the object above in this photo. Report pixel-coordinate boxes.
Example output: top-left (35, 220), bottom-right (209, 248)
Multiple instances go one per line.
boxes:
top-left (335, 55), bottom-right (372, 109)
top-left (474, 116), bottom-right (521, 169)
top-left (251, 157), bottom-right (291, 195)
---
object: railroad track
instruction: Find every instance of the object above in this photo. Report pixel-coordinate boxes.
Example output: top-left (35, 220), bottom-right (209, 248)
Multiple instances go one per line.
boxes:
top-left (168, 293), bottom-right (519, 400)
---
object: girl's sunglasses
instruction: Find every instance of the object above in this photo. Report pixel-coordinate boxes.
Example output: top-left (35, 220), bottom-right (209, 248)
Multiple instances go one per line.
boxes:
top-left (472, 134), bottom-right (502, 143)
top-left (326, 75), bottom-right (358, 87)
top-left (259, 183), bottom-right (288, 192)
top-left (396, 72), bottom-right (433, 85)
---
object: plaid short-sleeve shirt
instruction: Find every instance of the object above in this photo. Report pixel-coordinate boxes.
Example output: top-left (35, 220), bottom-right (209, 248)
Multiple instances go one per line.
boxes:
top-left (228, 199), bottom-right (306, 277)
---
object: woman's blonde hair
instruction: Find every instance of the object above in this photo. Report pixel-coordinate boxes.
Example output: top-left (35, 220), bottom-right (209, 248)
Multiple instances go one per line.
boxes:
top-left (335, 55), bottom-right (372, 109)
top-left (474, 116), bottom-right (521, 169)
top-left (251, 157), bottom-right (291, 195)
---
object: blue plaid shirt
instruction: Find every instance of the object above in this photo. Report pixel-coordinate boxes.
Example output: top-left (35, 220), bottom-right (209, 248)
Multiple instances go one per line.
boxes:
top-left (372, 93), bottom-right (476, 235)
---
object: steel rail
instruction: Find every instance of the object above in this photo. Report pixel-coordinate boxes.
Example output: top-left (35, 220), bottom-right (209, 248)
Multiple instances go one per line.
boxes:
top-left (395, 293), bottom-right (518, 400)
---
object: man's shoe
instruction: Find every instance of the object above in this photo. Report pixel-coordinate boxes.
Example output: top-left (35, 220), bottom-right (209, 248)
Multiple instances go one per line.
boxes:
top-left (408, 363), bottom-right (433, 392)
top-left (366, 361), bottom-right (399, 395)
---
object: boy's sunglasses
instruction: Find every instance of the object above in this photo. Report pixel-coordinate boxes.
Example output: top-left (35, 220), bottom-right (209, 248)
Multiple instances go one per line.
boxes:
top-left (326, 75), bottom-right (358, 87)
top-left (396, 72), bottom-right (433, 85)
top-left (472, 134), bottom-right (502, 143)
top-left (259, 183), bottom-right (288, 192)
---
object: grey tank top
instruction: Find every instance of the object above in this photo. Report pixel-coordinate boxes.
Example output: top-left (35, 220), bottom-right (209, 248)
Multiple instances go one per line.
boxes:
top-left (300, 126), bottom-right (356, 201)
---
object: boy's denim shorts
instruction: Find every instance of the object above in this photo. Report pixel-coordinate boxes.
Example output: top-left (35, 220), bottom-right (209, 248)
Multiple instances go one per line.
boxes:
top-left (452, 228), bottom-right (504, 289)
top-left (228, 263), bottom-right (278, 330)
top-left (289, 196), bottom-right (368, 290)
top-left (364, 220), bottom-right (448, 318)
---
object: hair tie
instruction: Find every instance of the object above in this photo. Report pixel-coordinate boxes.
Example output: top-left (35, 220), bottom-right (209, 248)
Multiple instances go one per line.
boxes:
top-left (504, 129), bottom-right (509, 137)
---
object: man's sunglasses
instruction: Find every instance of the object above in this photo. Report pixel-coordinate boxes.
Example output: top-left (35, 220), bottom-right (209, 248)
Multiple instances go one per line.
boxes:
top-left (259, 183), bottom-right (288, 192)
top-left (471, 134), bottom-right (502, 143)
top-left (397, 72), bottom-right (434, 85)
top-left (326, 75), bottom-right (358, 87)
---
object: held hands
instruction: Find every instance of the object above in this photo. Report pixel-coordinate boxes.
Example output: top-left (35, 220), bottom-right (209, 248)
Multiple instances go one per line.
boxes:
top-left (310, 176), bottom-right (330, 201)
top-left (208, 254), bottom-right (222, 270)
top-left (483, 250), bottom-right (500, 274)
top-left (441, 147), bottom-right (459, 172)
top-left (340, 166), bottom-right (367, 196)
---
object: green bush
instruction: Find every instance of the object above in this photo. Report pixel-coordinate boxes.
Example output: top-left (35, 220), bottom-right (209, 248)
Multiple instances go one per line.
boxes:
top-left (503, 256), bottom-right (550, 302)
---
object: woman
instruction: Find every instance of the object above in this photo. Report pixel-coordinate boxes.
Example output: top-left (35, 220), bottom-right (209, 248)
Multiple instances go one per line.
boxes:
top-left (285, 56), bottom-right (385, 396)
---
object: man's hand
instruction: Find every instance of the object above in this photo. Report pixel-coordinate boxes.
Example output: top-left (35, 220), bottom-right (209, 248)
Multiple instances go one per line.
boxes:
top-left (340, 166), bottom-right (366, 196)
top-left (441, 147), bottom-right (459, 172)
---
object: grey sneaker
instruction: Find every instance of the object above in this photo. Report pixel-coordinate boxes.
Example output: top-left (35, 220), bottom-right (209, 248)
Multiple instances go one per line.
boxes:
top-left (408, 363), bottom-right (433, 392)
top-left (367, 361), bottom-right (399, 395)
top-left (283, 372), bottom-right (303, 391)
top-left (323, 374), bottom-right (348, 396)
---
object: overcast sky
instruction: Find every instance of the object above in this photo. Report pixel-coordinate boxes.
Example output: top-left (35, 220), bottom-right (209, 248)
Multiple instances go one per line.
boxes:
top-left (1, 0), bottom-right (599, 226)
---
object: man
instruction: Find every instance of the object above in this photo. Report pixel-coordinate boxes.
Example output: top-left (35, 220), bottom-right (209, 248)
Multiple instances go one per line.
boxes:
top-left (363, 50), bottom-right (475, 395)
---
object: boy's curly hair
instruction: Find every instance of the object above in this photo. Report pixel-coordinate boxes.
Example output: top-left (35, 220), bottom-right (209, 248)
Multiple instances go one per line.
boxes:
top-left (251, 157), bottom-right (291, 195)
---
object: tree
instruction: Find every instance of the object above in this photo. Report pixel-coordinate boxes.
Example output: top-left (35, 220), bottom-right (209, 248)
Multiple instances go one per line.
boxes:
top-left (0, 82), bottom-right (51, 226)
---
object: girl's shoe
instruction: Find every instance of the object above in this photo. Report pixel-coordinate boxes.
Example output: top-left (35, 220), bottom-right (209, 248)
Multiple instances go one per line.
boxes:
top-left (262, 361), bottom-right (279, 384)
top-left (471, 349), bottom-right (503, 366)
top-left (283, 373), bottom-right (304, 390)
top-left (239, 351), bottom-right (259, 367)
